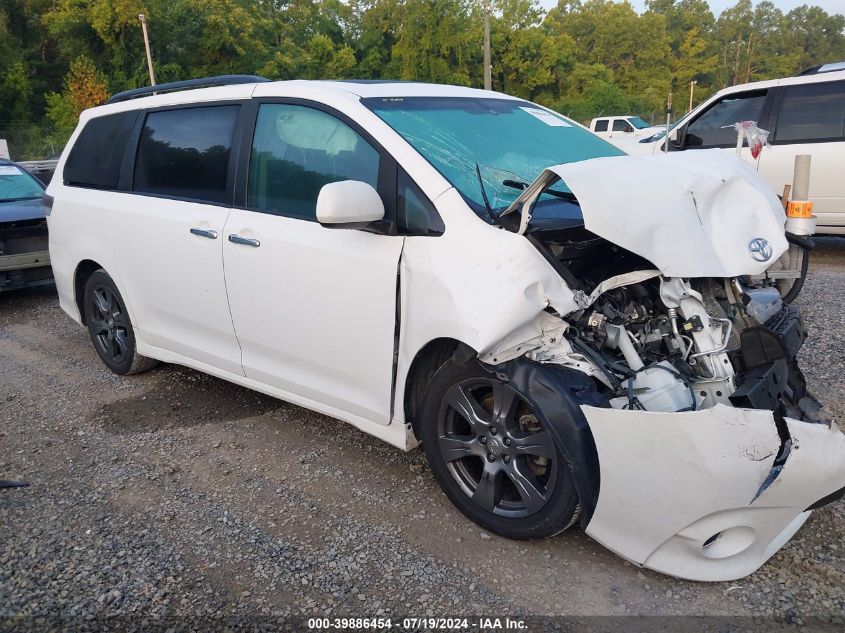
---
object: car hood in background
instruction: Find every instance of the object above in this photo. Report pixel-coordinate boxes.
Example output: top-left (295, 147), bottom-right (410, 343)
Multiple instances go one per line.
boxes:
top-left (503, 149), bottom-right (788, 278)
top-left (0, 198), bottom-right (47, 223)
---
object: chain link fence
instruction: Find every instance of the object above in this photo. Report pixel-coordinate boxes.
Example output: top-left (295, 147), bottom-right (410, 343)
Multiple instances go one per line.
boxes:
top-left (0, 127), bottom-right (65, 162)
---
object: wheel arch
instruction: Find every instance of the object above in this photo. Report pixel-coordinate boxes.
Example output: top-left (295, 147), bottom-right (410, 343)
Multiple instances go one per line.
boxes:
top-left (403, 337), bottom-right (472, 439)
top-left (74, 259), bottom-right (105, 325)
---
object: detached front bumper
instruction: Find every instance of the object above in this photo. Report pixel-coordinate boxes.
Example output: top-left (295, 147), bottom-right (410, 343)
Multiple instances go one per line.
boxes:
top-left (581, 403), bottom-right (845, 581)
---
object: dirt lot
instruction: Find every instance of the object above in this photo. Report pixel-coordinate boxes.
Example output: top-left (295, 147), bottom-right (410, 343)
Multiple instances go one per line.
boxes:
top-left (2, 239), bottom-right (845, 630)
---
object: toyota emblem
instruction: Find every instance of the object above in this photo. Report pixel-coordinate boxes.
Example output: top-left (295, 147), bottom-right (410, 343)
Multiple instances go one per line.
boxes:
top-left (748, 237), bottom-right (773, 263)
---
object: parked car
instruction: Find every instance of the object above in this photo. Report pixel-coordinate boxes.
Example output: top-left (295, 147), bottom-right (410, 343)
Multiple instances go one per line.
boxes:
top-left (625, 64), bottom-right (845, 234)
top-left (0, 158), bottom-right (52, 291)
top-left (589, 115), bottom-right (662, 143)
top-left (47, 76), bottom-right (845, 582)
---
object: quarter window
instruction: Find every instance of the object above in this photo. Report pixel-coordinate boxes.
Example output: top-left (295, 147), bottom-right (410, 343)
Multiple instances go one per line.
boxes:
top-left (397, 170), bottom-right (444, 236)
top-left (685, 91), bottom-right (767, 147)
top-left (133, 105), bottom-right (239, 204)
top-left (247, 104), bottom-right (380, 220)
top-left (64, 111), bottom-right (137, 189)
top-left (775, 81), bottom-right (845, 143)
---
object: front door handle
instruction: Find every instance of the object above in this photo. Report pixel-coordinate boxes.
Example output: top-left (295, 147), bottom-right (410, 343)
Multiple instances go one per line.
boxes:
top-left (190, 227), bottom-right (218, 239)
top-left (228, 234), bottom-right (260, 247)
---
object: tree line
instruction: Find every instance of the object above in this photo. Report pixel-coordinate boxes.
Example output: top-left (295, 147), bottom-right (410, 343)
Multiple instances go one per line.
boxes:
top-left (1, 0), bottom-right (844, 159)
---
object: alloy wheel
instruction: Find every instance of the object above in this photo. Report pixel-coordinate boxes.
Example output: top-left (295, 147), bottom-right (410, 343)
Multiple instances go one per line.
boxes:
top-left (89, 284), bottom-right (130, 365)
top-left (437, 378), bottom-right (558, 518)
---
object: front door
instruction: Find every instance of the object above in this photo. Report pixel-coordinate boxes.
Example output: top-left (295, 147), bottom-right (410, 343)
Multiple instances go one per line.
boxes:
top-left (223, 102), bottom-right (404, 424)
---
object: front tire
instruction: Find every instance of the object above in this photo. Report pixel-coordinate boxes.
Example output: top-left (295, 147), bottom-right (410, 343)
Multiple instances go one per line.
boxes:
top-left (83, 270), bottom-right (157, 375)
top-left (420, 358), bottom-right (580, 540)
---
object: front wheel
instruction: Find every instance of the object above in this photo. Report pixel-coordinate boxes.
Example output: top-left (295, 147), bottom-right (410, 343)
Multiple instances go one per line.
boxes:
top-left (420, 359), bottom-right (580, 540)
top-left (83, 270), bottom-right (158, 375)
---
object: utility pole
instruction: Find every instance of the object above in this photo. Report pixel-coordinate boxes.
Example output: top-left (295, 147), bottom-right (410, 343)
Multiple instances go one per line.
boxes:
top-left (688, 80), bottom-right (697, 112)
top-left (139, 14), bottom-right (156, 86)
top-left (483, 0), bottom-right (491, 90)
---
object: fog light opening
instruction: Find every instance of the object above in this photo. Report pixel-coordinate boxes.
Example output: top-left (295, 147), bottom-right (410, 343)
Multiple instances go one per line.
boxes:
top-left (701, 526), bottom-right (756, 559)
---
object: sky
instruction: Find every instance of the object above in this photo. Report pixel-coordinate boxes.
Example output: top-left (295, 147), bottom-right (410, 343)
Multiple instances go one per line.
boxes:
top-left (537, 0), bottom-right (845, 17)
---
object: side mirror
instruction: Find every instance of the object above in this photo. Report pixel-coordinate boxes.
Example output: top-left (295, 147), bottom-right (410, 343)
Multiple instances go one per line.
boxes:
top-left (316, 180), bottom-right (385, 227)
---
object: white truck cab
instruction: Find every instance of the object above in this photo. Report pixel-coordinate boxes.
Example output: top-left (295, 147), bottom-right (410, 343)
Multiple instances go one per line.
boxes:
top-left (589, 115), bottom-right (661, 142)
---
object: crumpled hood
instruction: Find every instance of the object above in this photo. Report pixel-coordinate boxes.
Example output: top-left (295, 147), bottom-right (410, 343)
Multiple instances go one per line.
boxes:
top-left (503, 149), bottom-right (788, 278)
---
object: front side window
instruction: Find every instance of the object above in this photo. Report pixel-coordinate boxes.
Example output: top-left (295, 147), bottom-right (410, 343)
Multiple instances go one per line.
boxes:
top-left (64, 111), bottom-right (137, 189)
top-left (133, 105), bottom-right (239, 204)
top-left (612, 120), bottom-right (633, 132)
top-left (0, 164), bottom-right (44, 201)
top-left (247, 104), bottom-right (380, 220)
top-left (775, 81), bottom-right (845, 143)
top-left (685, 91), bottom-right (767, 148)
top-left (364, 97), bottom-right (621, 216)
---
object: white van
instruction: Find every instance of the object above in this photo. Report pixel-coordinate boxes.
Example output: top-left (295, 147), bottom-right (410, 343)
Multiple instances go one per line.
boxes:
top-left (627, 64), bottom-right (845, 234)
top-left (47, 76), bottom-right (845, 582)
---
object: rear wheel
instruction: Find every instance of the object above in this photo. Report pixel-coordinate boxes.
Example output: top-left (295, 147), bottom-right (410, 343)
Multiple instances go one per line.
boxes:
top-left (420, 359), bottom-right (580, 540)
top-left (83, 270), bottom-right (157, 375)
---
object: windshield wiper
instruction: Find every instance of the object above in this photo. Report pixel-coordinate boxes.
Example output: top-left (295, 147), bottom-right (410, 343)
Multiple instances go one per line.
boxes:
top-left (501, 179), bottom-right (577, 201)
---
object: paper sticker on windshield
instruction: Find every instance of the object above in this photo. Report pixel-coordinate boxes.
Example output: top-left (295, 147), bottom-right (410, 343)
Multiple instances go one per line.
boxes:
top-left (0, 165), bottom-right (24, 176)
top-left (520, 107), bottom-right (572, 127)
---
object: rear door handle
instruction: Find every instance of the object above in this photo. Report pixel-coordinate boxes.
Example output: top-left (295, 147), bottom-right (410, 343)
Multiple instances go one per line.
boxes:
top-left (228, 234), bottom-right (260, 247)
top-left (190, 227), bottom-right (218, 239)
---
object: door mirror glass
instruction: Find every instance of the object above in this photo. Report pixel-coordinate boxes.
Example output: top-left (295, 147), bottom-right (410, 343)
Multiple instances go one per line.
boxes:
top-left (316, 180), bottom-right (385, 226)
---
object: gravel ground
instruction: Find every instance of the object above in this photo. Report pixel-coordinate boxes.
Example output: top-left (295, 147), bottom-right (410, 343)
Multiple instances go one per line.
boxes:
top-left (1, 238), bottom-right (844, 631)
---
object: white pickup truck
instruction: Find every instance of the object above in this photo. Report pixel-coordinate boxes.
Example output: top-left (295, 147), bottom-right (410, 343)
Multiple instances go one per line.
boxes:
top-left (589, 115), bottom-right (662, 143)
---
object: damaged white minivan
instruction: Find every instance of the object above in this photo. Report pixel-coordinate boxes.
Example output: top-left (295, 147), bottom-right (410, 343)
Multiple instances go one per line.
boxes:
top-left (47, 77), bottom-right (845, 582)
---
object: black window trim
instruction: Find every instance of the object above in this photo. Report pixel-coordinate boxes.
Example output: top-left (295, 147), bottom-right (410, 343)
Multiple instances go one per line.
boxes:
top-left (681, 88), bottom-right (775, 150)
top-left (235, 97), bottom-right (400, 235)
top-left (768, 80), bottom-right (845, 146)
top-left (121, 99), bottom-right (249, 209)
top-left (396, 165), bottom-right (445, 237)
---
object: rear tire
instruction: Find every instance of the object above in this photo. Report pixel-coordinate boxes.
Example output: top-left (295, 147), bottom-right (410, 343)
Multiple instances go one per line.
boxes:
top-left (83, 270), bottom-right (157, 375)
top-left (420, 358), bottom-right (580, 540)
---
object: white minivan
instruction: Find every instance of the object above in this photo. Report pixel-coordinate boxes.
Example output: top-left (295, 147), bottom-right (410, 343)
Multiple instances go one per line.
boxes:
top-left (625, 64), bottom-right (845, 234)
top-left (47, 76), bottom-right (845, 582)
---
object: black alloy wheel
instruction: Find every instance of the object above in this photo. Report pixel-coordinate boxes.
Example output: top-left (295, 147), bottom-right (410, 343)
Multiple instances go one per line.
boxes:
top-left (421, 360), bottom-right (579, 539)
top-left (83, 270), bottom-right (157, 375)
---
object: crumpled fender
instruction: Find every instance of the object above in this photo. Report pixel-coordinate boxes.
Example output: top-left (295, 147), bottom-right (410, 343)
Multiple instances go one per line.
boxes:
top-left (479, 357), bottom-right (607, 527)
top-left (581, 404), bottom-right (845, 581)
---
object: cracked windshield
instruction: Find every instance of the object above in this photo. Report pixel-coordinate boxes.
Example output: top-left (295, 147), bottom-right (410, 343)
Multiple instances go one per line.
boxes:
top-left (364, 96), bottom-right (623, 217)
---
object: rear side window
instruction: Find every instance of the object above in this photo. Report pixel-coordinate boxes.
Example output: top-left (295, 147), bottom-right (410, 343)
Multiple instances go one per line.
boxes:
top-left (64, 111), bottom-right (137, 189)
top-left (775, 81), bottom-right (845, 143)
top-left (685, 90), bottom-right (767, 147)
top-left (133, 105), bottom-right (239, 204)
top-left (594, 120), bottom-right (608, 132)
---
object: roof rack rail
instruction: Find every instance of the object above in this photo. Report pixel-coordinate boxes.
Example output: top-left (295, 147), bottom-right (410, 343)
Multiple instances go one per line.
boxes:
top-left (798, 61), bottom-right (845, 76)
top-left (107, 75), bottom-right (270, 104)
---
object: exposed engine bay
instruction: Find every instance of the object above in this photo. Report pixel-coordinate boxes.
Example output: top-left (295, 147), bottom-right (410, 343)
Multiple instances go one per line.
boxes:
top-left (518, 225), bottom-right (820, 423)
